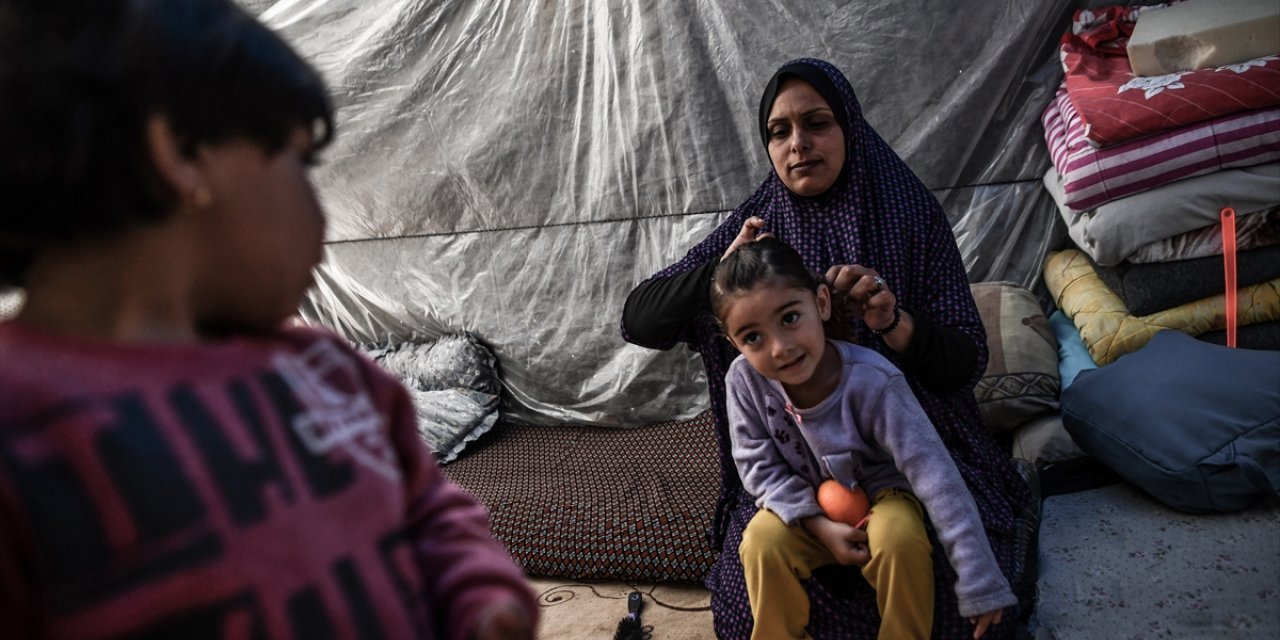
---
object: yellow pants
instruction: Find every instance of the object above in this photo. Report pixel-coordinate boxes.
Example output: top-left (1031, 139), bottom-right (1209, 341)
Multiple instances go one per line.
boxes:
top-left (739, 488), bottom-right (934, 640)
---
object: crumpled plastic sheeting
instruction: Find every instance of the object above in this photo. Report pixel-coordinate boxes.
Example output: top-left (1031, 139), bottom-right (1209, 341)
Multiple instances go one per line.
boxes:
top-left (261, 0), bottom-right (1094, 426)
top-left (366, 333), bottom-right (500, 463)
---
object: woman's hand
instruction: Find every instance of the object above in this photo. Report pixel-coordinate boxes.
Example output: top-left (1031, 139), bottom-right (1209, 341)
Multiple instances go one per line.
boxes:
top-left (801, 514), bottom-right (870, 566)
top-left (470, 595), bottom-right (535, 640)
top-left (969, 608), bottom-right (1004, 639)
top-left (721, 216), bottom-right (770, 261)
top-left (824, 264), bottom-right (896, 331)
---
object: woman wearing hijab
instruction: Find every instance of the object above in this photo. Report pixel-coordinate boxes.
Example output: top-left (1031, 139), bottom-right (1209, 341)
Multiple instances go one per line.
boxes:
top-left (621, 58), bottom-right (1028, 639)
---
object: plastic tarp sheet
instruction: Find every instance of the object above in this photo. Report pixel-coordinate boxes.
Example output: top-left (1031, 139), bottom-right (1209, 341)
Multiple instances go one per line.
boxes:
top-left (251, 0), bottom-right (1126, 426)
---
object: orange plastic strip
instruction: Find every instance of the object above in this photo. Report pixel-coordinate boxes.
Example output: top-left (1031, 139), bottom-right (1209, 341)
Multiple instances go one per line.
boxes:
top-left (1221, 207), bottom-right (1237, 348)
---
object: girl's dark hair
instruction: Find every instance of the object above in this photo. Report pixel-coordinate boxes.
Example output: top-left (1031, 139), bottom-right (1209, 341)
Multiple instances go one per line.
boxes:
top-left (0, 0), bottom-right (335, 285)
top-left (710, 236), bottom-right (855, 342)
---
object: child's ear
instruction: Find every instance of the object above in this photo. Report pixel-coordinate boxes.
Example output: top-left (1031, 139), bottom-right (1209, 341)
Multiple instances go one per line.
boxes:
top-left (816, 283), bottom-right (832, 322)
top-left (145, 115), bottom-right (208, 209)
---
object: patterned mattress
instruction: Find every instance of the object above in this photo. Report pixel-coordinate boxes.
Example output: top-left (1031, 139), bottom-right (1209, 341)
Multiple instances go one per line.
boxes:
top-left (442, 412), bottom-right (721, 583)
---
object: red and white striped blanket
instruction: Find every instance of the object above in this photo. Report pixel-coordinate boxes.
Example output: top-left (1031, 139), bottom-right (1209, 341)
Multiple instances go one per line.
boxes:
top-left (1042, 87), bottom-right (1280, 213)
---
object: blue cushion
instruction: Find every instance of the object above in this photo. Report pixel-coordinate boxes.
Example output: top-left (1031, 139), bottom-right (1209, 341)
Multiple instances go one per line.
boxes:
top-left (1062, 330), bottom-right (1280, 514)
top-left (1049, 310), bottom-right (1096, 390)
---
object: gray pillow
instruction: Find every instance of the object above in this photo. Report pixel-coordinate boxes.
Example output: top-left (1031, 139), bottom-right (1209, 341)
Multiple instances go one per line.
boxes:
top-left (1011, 413), bottom-right (1086, 468)
top-left (404, 388), bottom-right (499, 464)
top-left (971, 282), bottom-right (1061, 432)
top-left (367, 333), bottom-right (501, 463)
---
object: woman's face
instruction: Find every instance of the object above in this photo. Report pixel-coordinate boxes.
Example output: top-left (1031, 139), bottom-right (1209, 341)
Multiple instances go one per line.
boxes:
top-left (765, 78), bottom-right (845, 197)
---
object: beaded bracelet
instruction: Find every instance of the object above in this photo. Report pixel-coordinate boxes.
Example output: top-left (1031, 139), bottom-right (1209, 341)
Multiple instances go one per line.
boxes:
top-left (869, 306), bottom-right (901, 336)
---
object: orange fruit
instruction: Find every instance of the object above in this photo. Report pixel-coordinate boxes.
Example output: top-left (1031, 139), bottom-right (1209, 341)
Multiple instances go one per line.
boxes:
top-left (817, 479), bottom-right (869, 527)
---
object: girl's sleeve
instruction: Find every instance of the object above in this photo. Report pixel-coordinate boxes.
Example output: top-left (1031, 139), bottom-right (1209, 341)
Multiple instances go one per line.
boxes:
top-left (725, 365), bottom-right (821, 525)
top-left (379, 367), bottom-right (537, 640)
top-left (861, 372), bottom-right (1015, 617)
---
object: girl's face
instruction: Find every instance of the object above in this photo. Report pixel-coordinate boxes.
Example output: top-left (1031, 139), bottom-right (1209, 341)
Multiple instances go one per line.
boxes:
top-left (721, 279), bottom-right (834, 393)
top-left (190, 127), bottom-right (326, 331)
top-left (765, 78), bottom-right (846, 197)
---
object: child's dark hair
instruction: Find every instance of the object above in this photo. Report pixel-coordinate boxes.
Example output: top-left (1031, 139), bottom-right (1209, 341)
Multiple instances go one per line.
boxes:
top-left (0, 0), bottom-right (335, 286)
top-left (710, 236), bottom-right (855, 342)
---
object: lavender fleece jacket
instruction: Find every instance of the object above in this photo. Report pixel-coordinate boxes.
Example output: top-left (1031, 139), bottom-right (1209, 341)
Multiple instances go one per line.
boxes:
top-left (725, 340), bottom-right (1016, 617)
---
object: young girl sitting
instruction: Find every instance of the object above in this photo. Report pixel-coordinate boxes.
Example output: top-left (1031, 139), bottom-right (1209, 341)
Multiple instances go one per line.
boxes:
top-left (711, 236), bottom-right (1014, 640)
top-left (0, 1), bottom-right (535, 638)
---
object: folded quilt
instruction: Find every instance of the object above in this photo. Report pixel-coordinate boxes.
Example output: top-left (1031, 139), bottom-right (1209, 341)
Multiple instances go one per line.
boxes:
top-left (1042, 88), bottom-right (1280, 213)
top-left (1043, 163), bottom-right (1280, 265)
top-left (1199, 321), bottom-right (1280, 351)
top-left (1060, 4), bottom-right (1280, 147)
top-left (1198, 322), bottom-right (1280, 353)
top-left (1043, 249), bottom-right (1280, 365)
top-left (1092, 244), bottom-right (1280, 316)
top-left (1128, 206), bottom-right (1280, 263)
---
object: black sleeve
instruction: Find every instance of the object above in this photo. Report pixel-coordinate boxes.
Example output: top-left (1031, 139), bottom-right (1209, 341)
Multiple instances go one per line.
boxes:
top-left (621, 259), bottom-right (718, 350)
top-left (894, 306), bottom-right (980, 393)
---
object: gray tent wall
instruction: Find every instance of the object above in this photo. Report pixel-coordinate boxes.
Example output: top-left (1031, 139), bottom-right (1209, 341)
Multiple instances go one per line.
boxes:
top-left (254, 0), bottom-right (1121, 426)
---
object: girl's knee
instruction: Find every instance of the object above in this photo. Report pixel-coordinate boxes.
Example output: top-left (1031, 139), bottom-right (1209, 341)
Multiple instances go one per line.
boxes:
top-left (865, 506), bottom-right (933, 579)
top-left (871, 527), bottom-right (931, 564)
top-left (739, 510), bottom-right (795, 561)
top-left (866, 494), bottom-right (931, 559)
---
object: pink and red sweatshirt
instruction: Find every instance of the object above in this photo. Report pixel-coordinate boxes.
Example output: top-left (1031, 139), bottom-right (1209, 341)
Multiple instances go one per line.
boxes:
top-left (0, 321), bottom-right (535, 639)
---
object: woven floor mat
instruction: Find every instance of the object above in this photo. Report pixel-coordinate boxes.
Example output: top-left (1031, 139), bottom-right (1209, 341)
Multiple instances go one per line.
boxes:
top-left (442, 411), bottom-right (721, 584)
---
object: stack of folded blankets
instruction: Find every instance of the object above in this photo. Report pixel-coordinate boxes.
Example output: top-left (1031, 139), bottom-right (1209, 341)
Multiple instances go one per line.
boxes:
top-left (1040, 0), bottom-right (1280, 367)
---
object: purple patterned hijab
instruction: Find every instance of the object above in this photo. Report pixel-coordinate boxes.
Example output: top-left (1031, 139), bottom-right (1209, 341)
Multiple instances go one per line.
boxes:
top-left (656, 58), bottom-right (1024, 548)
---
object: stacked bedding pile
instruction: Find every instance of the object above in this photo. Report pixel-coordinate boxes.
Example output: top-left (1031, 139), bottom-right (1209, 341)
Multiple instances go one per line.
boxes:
top-left (1012, 0), bottom-right (1280, 482)
top-left (1040, 0), bottom-right (1280, 367)
top-left (1025, 4), bottom-right (1280, 636)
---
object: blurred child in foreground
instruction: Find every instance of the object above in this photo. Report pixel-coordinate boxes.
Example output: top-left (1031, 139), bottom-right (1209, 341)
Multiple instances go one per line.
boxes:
top-left (0, 1), bottom-right (536, 637)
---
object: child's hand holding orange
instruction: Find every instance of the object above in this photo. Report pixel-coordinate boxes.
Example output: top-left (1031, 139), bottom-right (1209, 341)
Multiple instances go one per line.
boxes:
top-left (816, 479), bottom-right (870, 529)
